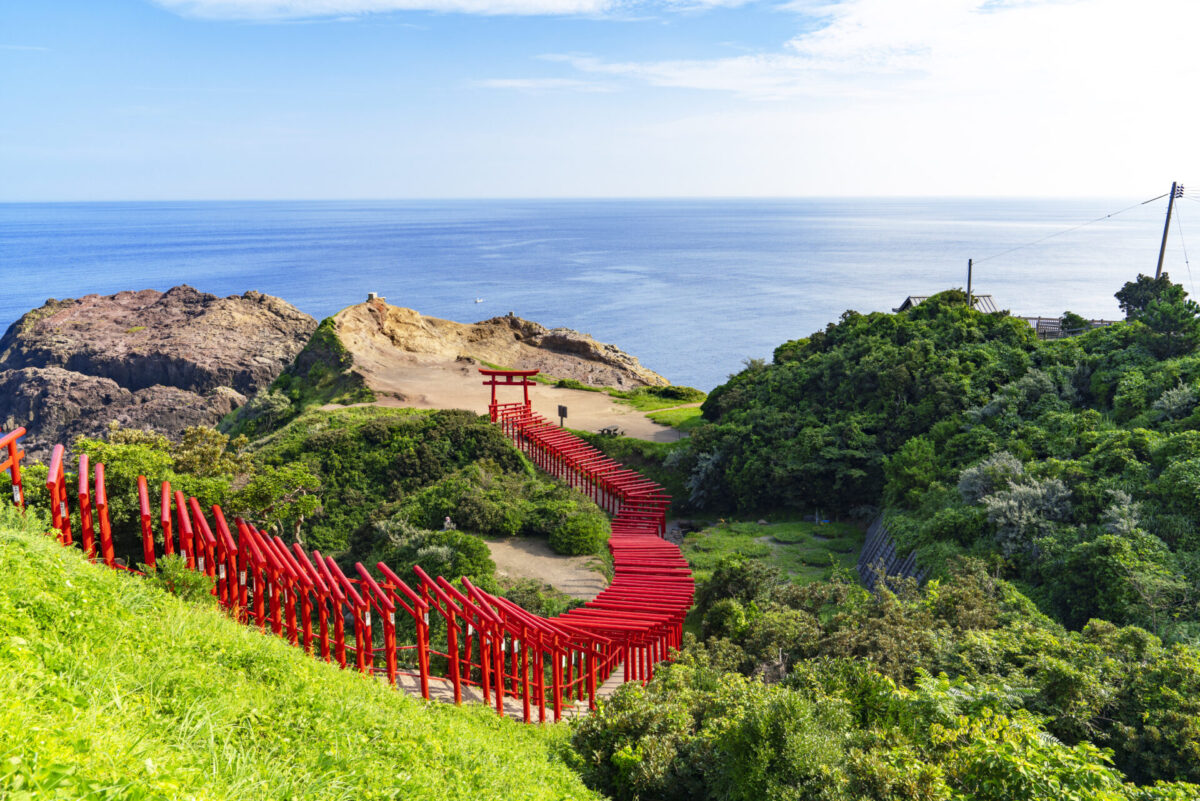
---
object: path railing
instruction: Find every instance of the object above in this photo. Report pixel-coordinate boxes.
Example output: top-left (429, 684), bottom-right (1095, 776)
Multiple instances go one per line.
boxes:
top-left (0, 410), bottom-right (692, 724)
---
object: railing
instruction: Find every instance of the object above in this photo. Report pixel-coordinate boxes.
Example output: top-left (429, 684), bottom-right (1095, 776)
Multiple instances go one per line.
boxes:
top-left (1, 412), bottom-right (693, 724)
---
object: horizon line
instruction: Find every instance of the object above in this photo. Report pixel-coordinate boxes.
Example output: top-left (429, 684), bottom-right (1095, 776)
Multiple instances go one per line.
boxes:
top-left (0, 193), bottom-right (1168, 204)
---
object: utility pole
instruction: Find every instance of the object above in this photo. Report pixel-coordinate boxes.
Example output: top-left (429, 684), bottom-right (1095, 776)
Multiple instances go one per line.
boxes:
top-left (966, 258), bottom-right (973, 306)
top-left (1156, 182), bottom-right (1184, 279)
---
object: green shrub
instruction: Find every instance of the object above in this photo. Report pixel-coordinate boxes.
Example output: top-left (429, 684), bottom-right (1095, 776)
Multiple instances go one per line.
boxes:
top-left (253, 407), bottom-right (527, 555)
top-left (547, 511), bottom-right (609, 555)
top-left (702, 598), bottom-right (750, 640)
top-left (143, 552), bottom-right (216, 604)
top-left (371, 517), bottom-right (497, 591)
top-left (390, 460), bottom-right (609, 555)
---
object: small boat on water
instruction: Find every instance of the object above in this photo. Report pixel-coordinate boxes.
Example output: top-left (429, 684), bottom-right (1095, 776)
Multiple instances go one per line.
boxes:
top-left (474, 297), bottom-right (484, 303)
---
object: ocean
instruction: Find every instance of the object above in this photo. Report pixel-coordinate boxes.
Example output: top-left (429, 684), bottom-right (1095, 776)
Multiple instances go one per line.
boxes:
top-left (1, 198), bottom-right (1191, 391)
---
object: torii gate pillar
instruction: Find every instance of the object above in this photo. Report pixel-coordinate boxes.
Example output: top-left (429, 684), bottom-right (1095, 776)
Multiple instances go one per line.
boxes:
top-left (479, 369), bottom-right (540, 422)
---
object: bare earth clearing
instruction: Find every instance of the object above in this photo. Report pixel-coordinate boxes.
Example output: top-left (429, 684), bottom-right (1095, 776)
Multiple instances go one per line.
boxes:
top-left (324, 360), bottom-right (687, 442)
top-left (485, 537), bottom-right (608, 600)
top-left (319, 300), bottom-right (687, 442)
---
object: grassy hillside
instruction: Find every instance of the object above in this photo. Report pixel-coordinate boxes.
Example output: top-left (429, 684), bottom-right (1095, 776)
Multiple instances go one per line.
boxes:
top-left (252, 407), bottom-right (611, 559)
top-left (0, 508), bottom-right (598, 801)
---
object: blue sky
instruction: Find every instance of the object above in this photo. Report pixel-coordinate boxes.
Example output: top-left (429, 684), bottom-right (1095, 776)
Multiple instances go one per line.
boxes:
top-left (3, 0), bottom-right (1200, 199)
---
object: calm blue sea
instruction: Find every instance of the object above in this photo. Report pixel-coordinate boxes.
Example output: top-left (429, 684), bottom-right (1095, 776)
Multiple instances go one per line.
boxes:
top-left (0, 198), bottom-right (1191, 390)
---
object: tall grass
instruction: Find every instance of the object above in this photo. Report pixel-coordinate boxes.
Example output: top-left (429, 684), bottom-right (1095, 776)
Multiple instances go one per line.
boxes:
top-left (0, 520), bottom-right (598, 800)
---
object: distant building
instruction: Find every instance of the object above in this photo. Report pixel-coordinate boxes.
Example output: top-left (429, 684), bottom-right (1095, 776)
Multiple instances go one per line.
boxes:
top-left (893, 294), bottom-right (999, 313)
top-left (1014, 316), bottom-right (1117, 340)
top-left (893, 293), bottom-right (1118, 340)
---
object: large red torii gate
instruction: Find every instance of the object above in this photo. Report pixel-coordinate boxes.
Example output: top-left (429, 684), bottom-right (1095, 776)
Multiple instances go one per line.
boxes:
top-left (480, 368), bottom-right (539, 423)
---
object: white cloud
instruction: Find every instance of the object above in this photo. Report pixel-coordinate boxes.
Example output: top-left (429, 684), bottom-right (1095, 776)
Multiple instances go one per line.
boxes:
top-left (551, 51), bottom-right (904, 100)
top-left (474, 77), bottom-right (616, 91)
top-left (560, 0), bottom-right (1200, 104)
top-left (536, 0), bottom-right (1200, 196)
top-left (152, 0), bottom-right (613, 18)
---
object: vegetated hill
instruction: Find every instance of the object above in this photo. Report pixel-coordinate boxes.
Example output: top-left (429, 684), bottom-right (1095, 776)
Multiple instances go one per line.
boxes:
top-left (250, 407), bottom-right (611, 563)
top-left (28, 407), bottom-right (609, 573)
top-left (674, 289), bottom-right (1037, 514)
top-left (671, 278), bottom-right (1200, 639)
top-left (0, 286), bottom-right (315, 456)
top-left (0, 508), bottom-right (598, 800)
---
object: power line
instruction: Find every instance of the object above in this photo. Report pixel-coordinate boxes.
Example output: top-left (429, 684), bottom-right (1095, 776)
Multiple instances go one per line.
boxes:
top-left (972, 193), bottom-right (1170, 265)
top-left (1174, 202), bottom-right (1195, 297)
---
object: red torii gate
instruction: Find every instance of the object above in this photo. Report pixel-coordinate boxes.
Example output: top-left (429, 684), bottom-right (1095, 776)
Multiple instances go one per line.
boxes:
top-left (480, 368), bottom-right (539, 423)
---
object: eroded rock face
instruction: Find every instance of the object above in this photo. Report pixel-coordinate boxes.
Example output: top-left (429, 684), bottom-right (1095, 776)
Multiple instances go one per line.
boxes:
top-left (0, 287), bottom-right (315, 456)
top-left (335, 301), bottom-right (668, 389)
top-left (0, 286), bottom-right (315, 395)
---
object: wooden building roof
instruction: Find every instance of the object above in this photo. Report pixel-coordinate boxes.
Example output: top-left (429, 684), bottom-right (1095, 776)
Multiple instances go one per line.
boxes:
top-left (893, 294), bottom-right (999, 313)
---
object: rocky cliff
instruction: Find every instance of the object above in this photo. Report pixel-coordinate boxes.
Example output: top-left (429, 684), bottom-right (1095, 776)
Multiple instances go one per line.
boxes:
top-left (333, 301), bottom-right (668, 390)
top-left (0, 286), bottom-right (316, 456)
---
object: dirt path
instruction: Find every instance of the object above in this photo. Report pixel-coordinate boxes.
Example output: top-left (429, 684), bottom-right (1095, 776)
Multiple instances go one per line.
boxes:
top-left (485, 538), bottom-right (608, 600)
top-left (323, 361), bottom-right (687, 442)
top-left (648, 402), bottom-right (703, 413)
top-left (395, 658), bottom-right (627, 718)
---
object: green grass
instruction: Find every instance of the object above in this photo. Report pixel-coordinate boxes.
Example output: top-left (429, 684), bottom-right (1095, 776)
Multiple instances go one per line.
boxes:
top-left (0, 510), bottom-right (599, 801)
top-left (248, 404), bottom-right (430, 452)
top-left (681, 519), bottom-right (863, 585)
top-left (474, 363), bottom-right (707, 414)
top-left (606, 385), bottom-right (707, 412)
top-left (646, 406), bottom-right (704, 432)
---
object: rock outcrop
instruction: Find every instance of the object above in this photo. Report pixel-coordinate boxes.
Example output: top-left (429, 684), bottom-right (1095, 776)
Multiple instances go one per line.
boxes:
top-left (339, 302), bottom-right (668, 388)
top-left (0, 286), bottom-right (316, 456)
top-left (333, 301), bottom-right (668, 390)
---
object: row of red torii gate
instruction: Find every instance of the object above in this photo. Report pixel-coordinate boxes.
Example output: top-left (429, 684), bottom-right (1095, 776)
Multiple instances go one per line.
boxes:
top-left (0, 369), bottom-right (693, 723)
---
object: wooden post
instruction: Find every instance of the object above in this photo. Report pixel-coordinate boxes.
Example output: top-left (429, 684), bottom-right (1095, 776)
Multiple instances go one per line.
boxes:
top-left (137, 476), bottom-right (154, 570)
top-left (77, 455), bottom-right (96, 560)
top-left (1157, 182), bottom-right (1181, 279)
top-left (448, 611), bottom-right (462, 704)
top-left (95, 464), bottom-right (114, 568)
top-left (966, 258), bottom-right (973, 306)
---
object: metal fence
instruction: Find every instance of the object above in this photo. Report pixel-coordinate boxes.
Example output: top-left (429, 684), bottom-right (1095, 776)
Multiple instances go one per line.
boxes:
top-left (856, 514), bottom-right (927, 591)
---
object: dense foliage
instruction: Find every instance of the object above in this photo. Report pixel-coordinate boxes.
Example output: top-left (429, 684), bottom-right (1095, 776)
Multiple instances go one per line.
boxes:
top-left (22, 424), bottom-right (320, 564)
top-left (0, 516), bottom-right (595, 800)
top-left (395, 460), bottom-right (609, 555)
top-left (677, 290), bottom-right (1037, 515)
top-left (573, 555), bottom-right (1200, 798)
top-left (671, 279), bottom-right (1200, 637)
top-left (879, 279), bottom-right (1200, 636)
top-left (567, 278), bottom-right (1200, 796)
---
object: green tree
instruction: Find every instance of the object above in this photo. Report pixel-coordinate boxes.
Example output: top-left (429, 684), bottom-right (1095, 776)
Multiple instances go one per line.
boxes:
top-left (1139, 293), bottom-right (1200, 358)
top-left (1116, 274), bottom-right (1181, 320)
